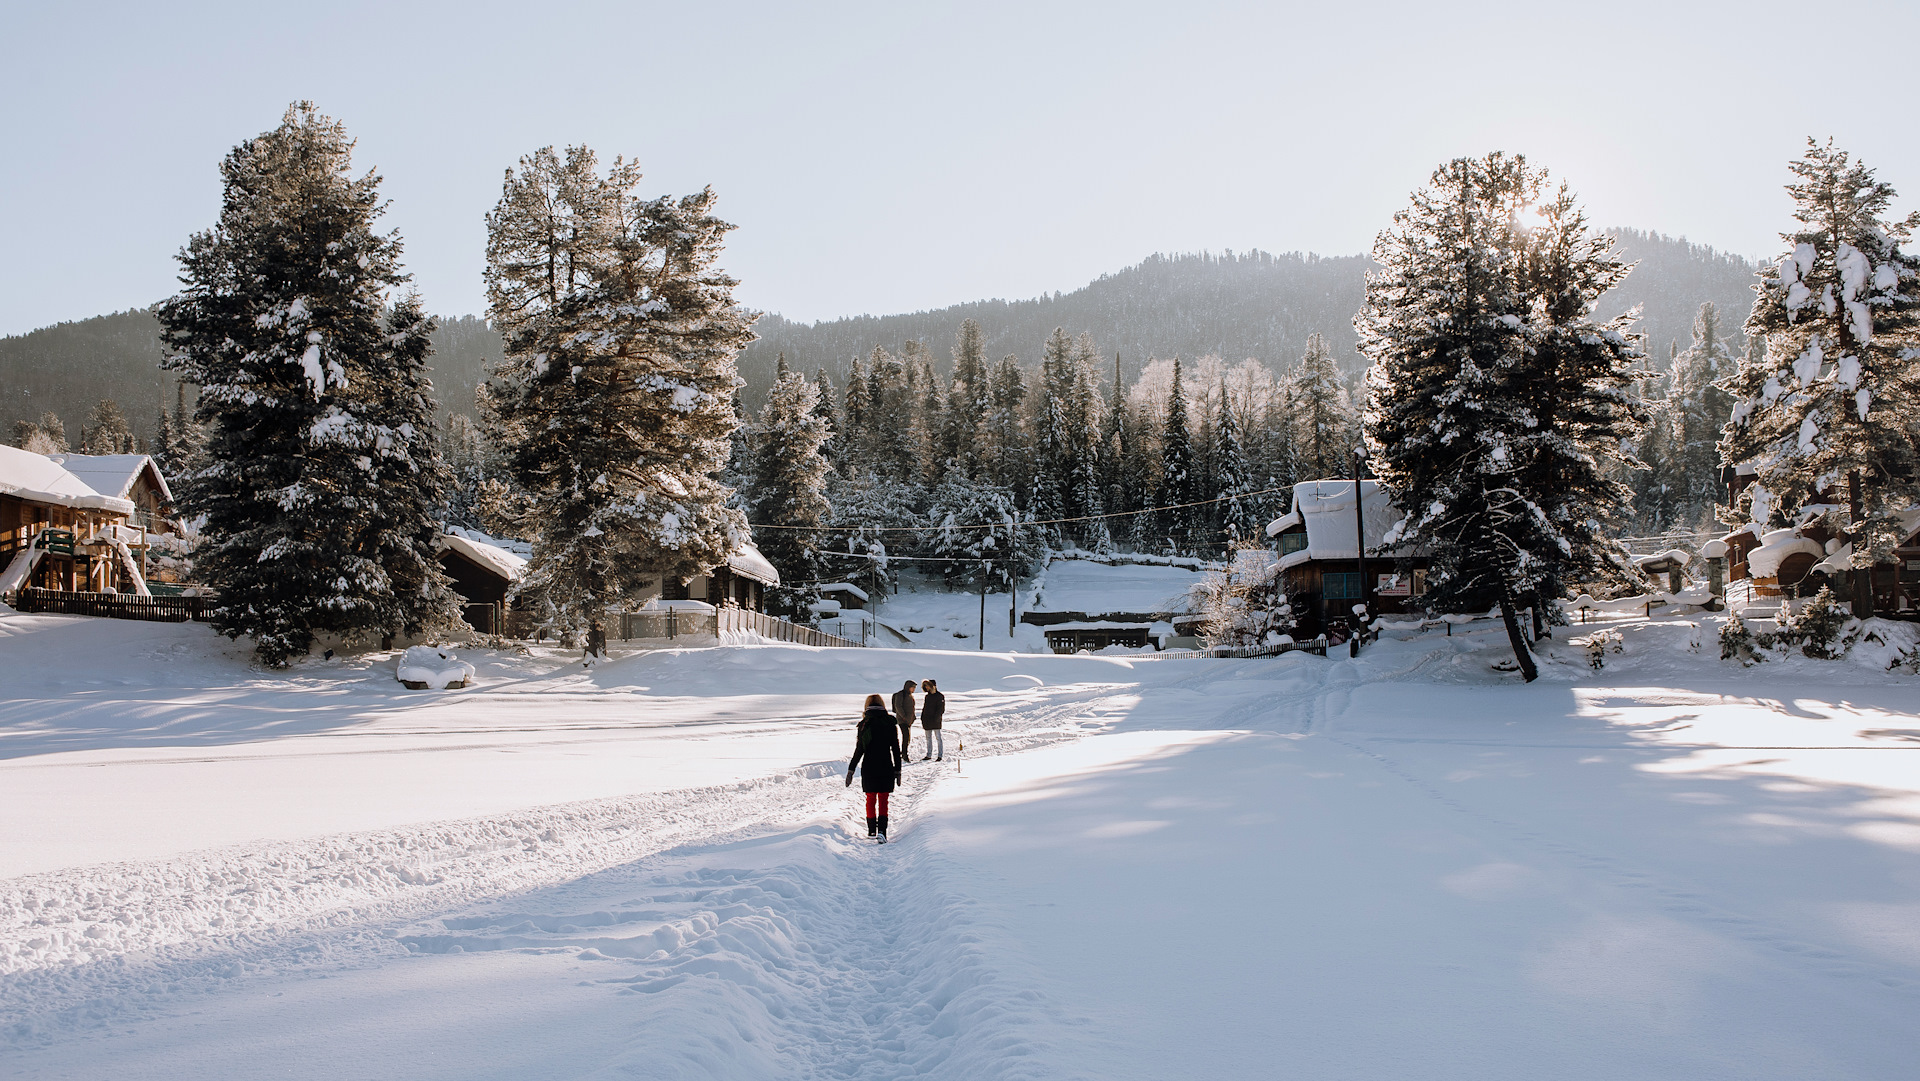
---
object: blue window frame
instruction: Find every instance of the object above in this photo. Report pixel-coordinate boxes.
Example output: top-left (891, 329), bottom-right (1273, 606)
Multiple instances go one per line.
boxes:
top-left (1278, 532), bottom-right (1308, 555)
top-left (1322, 571), bottom-right (1362, 600)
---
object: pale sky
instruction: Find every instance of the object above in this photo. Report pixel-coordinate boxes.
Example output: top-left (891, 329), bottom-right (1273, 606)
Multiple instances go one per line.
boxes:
top-left (3, 0), bottom-right (1916, 337)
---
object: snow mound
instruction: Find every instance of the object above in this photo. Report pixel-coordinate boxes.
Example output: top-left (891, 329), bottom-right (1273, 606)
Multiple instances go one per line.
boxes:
top-left (396, 646), bottom-right (474, 690)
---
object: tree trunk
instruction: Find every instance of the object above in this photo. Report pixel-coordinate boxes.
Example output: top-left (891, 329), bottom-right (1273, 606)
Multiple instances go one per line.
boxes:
top-left (1849, 470), bottom-right (1875, 618)
top-left (1498, 577), bottom-right (1539, 682)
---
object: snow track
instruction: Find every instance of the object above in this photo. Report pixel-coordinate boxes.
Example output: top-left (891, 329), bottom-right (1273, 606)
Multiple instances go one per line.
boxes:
top-left (0, 682), bottom-right (1136, 1058)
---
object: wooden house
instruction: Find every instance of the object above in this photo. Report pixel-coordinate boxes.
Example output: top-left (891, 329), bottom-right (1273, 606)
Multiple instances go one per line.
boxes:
top-left (1718, 464), bottom-right (1920, 617)
top-left (436, 532), bottom-right (529, 635)
top-left (1264, 479), bottom-right (1430, 635)
top-left (0, 445), bottom-right (152, 596)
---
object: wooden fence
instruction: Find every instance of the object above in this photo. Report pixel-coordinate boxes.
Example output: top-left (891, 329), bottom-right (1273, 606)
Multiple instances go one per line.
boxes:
top-left (10, 587), bottom-right (213, 623)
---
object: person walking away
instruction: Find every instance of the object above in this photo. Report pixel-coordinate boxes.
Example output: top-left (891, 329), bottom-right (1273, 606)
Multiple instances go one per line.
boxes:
top-left (891, 680), bottom-right (917, 769)
top-left (919, 679), bottom-right (946, 761)
top-left (846, 694), bottom-right (902, 842)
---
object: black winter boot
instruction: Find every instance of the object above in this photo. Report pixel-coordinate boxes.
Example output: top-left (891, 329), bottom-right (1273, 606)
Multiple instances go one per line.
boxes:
top-left (866, 816), bottom-right (876, 837)
top-left (877, 815), bottom-right (889, 843)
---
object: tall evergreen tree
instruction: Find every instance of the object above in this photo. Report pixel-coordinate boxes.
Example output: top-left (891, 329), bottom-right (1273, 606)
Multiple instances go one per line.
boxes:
top-left (748, 367), bottom-right (832, 590)
top-left (1646, 302), bottom-right (1739, 529)
top-left (1721, 140), bottom-right (1920, 613)
top-left (80, 398), bottom-right (135, 454)
top-left (984, 353), bottom-right (1029, 492)
top-left (944, 319), bottom-right (989, 475)
top-left (159, 102), bottom-right (459, 665)
top-left (1289, 333), bottom-right (1357, 481)
top-left (840, 352), bottom-right (870, 473)
top-left (482, 144), bottom-right (754, 639)
top-left (1213, 387), bottom-right (1255, 546)
top-left (810, 365), bottom-right (839, 460)
top-left (1159, 358), bottom-right (1196, 552)
top-left (1360, 153), bottom-right (1645, 680)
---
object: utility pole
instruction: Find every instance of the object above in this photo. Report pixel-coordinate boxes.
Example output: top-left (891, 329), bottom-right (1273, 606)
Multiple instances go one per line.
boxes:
top-left (978, 560), bottom-right (988, 650)
top-left (1353, 445), bottom-right (1371, 654)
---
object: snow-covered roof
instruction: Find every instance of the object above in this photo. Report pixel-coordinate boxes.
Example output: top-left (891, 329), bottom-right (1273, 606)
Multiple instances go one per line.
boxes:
top-left (1264, 480), bottom-right (1411, 565)
top-left (1634, 548), bottom-right (1692, 570)
top-left (0, 445), bottom-right (136, 515)
top-left (1747, 529), bottom-right (1823, 581)
top-left (46, 453), bottom-right (173, 504)
top-left (437, 532), bottom-right (528, 582)
top-left (1042, 620), bottom-right (1157, 632)
top-left (818, 582), bottom-right (869, 602)
top-left (728, 542), bottom-right (780, 587)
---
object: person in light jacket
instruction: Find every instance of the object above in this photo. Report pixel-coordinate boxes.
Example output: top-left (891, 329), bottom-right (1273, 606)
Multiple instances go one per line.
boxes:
top-left (846, 694), bottom-right (902, 841)
top-left (919, 678), bottom-right (946, 761)
top-left (890, 680), bottom-right (917, 768)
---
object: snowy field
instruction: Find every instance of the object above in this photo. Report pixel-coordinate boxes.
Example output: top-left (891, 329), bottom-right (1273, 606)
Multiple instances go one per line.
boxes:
top-left (4, 602), bottom-right (1920, 1079)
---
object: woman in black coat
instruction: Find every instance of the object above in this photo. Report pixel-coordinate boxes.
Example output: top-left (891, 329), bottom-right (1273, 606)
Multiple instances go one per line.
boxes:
top-left (846, 693), bottom-right (903, 842)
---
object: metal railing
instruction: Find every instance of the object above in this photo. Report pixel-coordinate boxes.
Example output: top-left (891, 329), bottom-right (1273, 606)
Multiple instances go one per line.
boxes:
top-left (616, 607), bottom-right (862, 648)
top-left (1145, 636), bottom-right (1330, 660)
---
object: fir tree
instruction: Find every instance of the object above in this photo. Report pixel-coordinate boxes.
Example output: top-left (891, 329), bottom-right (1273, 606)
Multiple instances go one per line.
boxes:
top-left (1645, 302), bottom-right (1739, 529)
top-left (34, 412), bottom-right (68, 453)
top-left (1359, 153), bottom-right (1645, 680)
top-left (944, 319), bottom-right (989, 475)
top-left (984, 353), bottom-right (1028, 491)
top-left (482, 144), bottom-right (754, 639)
top-left (810, 365), bottom-right (839, 459)
top-left (840, 352), bottom-right (870, 472)
top-left (1721, 140), bottom-right (1920, 614)
top-left (80, 399), bottom-right (135, 454)
top-left (1213, 388), bottom-right (1255, 545)
top-left (1289, 333), bottom-right (1356, 481)
top-left (747, 366), bottom-right (832, 590)
top-left (158, 102), bottom-right (459, 665)
top-left (1159, 358), bottom-right (1196, 553)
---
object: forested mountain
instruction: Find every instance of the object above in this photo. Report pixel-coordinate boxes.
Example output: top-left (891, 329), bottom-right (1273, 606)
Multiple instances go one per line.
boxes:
top-left (1, 232), bottom-right (1758, 443)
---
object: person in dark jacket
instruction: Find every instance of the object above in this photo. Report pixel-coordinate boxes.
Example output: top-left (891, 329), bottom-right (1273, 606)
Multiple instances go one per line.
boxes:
top-left (890, 681), bottom-right (917, 768)
top-left (919, 678), bottom-right (946, 761)
top-left (846, 694), bottom-right (902, 841)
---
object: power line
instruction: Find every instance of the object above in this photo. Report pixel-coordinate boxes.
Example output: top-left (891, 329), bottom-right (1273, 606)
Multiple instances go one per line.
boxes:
top-left (746, 483), bottom-right (1296, 533)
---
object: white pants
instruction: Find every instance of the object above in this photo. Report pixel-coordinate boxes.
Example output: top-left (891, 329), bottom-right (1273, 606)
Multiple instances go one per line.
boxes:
top-left (924, 729), bottom-right (944, 758)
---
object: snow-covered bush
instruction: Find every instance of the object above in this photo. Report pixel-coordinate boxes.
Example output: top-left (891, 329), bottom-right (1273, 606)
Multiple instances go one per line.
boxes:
top-left (1720, 612), bottom-right (1761, 664)
top-left (1774, 586), bottom-right (1858, 659)
top-left (1582, 628), bottom-right (1622, 669)
top-left (1196, 547), bottom-right (1295, 648)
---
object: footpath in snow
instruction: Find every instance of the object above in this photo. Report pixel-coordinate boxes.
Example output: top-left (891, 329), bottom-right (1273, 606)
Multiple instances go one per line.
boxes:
top-left (4, 606), bottom-right (1920, 1079)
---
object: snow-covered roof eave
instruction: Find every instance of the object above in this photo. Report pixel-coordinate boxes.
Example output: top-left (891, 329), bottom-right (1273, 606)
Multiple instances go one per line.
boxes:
top-left (727, 542), bottom-right (780, 587)
top-left (436, 532), bottom-right (528, 582)
top-left (0, 445), bottom-right (137, 515)
top-left (1265, 509), bottom-right (1303, 538)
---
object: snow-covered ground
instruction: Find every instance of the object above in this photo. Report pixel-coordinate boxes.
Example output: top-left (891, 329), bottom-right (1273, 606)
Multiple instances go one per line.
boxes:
top-left (4, 598), bottom-right (1920, 1079)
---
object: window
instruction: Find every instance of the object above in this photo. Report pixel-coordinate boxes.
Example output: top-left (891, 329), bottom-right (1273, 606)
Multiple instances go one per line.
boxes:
top-left (1278, 532), bottom-right (1308, 555)
top-left (1322, 572), bottom-right (1362, 599)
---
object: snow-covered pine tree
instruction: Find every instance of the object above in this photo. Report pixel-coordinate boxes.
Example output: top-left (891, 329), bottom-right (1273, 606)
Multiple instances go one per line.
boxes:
top-left (822, 472), bottom-right (919, 598)
top-left (1032, 328), bottom-right (1075, 541)
top-left (482, 144), bottom-right (754, 639)
top-left (911, 354), bottom-right (946, 486)
top-left (840, 352), bottom-right (870, 473)
top-left (866, 345), bottom-right (915, 482)
top-left (1659, 302), bottom-right (1739, 528)
top-left (33, 412), bottom-right (68, 453)
top-left (747, 366), bottom-right (831, 591)
top-left (1213, 388), bottom-right (1255, 546)
top-left (810, 365), bottom-right (839, 460)
top-left (924, 470), bottom-right (1042, 588)
top-left (1289, 333), bottom-right (1356, 482)
top-left (1721, 141), bottom-right (1920, 615)
top-left (1159, 358), bottom-right (1197, 553)
top-left (80, 399), bottom-right (135, 454)
top-left (159, 102), bottom-right (460, 665)
top-left (984, 353), bottom-right (1028, 492)
top-left (944, 320), bottom-right (988, 476)
top-left (1069, 333), bottom-right (1109, 550)
top-left (1359, 153), bottom-right (1645, 681)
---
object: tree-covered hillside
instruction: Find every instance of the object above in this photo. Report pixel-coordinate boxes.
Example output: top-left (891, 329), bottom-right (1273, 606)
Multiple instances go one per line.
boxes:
top-left (1, 233), bottom-right (1757, 443)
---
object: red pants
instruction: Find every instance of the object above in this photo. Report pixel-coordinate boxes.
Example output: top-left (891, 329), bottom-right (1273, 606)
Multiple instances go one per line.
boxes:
top-left (865, 792), bottom-right (890, 817)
